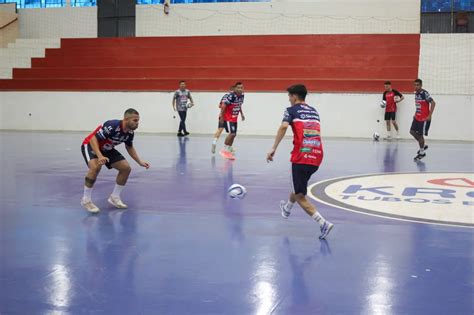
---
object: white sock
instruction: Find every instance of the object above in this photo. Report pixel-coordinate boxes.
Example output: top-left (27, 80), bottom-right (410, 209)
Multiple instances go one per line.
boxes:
top-left (213, 138), bottom-right (217, 144)
top-left (312, 212), bottom-right (326, 226)
top-left (111, 184), bottom-right (125, 198)
top-left (286, 200), bottom-right (295, 211)
top-left (83, 186), bottom-right (93, 200)
top-left (419, 148), bottom-right (425, 154)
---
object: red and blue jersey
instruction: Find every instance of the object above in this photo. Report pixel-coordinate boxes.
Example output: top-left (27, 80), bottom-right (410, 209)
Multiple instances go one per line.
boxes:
top-left (219, 93), bottom-right (230, 109)
top-left (283, 103), bottom-right (324, 166)
top-left (223, 92), bottom-right (244, 123)
top-left (414, 89), bottom-right (434, 121)
top-left (82, 120), bottom-right (134, 151)
top-left (383, 89), bottom-right (403, 113)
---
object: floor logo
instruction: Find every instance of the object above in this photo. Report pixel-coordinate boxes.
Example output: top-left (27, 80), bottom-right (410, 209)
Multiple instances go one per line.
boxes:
top-left (308, 173), bottom-right (474, 227)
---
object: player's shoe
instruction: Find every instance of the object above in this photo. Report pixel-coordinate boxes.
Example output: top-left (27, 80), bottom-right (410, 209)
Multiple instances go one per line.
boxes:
top-left (183, 131), bottom-right (190, 136)
top-left (414, 152), bottom-right (426, 161)
top-left (108, 196), bottom-right (128, 209)
top-left (396, 134), bottom-right (400, 140)
top-left (81, 198), bottom-right (100, 213)
top-left (319, 221), bottom-right (334, 239)
top-left (417, 145), bottom-right (428, 154)
top-left (384, 135), bottom-right (392, 141)
top-left (280, 200), bottom-right (291, 219)
top-left (212, 142), bottom-right (217, 154)
top-left (177, 132), bottom-right (184, 137)
top-left (219, 149), bottom-right (235, 160)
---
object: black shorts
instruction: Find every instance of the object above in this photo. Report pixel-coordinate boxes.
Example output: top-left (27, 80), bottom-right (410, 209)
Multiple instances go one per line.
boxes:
top-left (292, 163), bottom-right (319, 195)
top-left (218, 119), bottom-right (225, 129)
top-left (410, 118), bottom-right (431, 136)
top-left (81, 143), bottom-right (125, 169)
top-left (223, 121), bottom-right (238, 134)
top-left (384, 112), bottom-right (396, 121)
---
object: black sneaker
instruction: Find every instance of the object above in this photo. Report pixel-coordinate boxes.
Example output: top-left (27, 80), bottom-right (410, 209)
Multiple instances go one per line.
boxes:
top-left (177, 132), bottom-right (184, 137)
top-left (183, 131), bottom-right (190, 136)
top-left (417, 145), bottom-right (428, 154)
top-left (414, 152), bottom-right (426, 161)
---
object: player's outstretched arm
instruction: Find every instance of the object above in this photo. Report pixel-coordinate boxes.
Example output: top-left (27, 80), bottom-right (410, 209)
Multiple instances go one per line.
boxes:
top-left (126, 145), bottom-right (150, 169)
top-left (240, 108), bottom-right (245, 121)
top-left (267, 122), bottom-right (289, 162)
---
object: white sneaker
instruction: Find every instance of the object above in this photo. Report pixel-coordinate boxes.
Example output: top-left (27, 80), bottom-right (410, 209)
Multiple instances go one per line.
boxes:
top-left (81, 198), bottom-right (100, 213)
top-left (384, 135), bottom-right (392, 141)
top-left (108, 195), bottom-right (128, 209)
top-left (396, 134), bottom-right (400, 140)
top-left (280, 200), bottom-right (291, 219)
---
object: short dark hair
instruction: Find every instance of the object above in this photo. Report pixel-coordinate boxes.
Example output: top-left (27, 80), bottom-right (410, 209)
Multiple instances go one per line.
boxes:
top-left (179, 80), bottom-right (186, 84)
top-left (414, 78), bottom-right (423, 85)
top-left (230, 85), bottom-right (235, 90)
top-left (124, 108), bottom-right (139, 116)
top-left (384, 81), bottom-right (391, 85)
top-left (235, 82), bottom-right (243, 86)
top-left (287, 84), bottom-right (307, 100)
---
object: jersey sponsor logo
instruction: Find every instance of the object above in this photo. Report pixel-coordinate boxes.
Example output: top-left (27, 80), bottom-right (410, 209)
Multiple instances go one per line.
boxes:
top-left (302, 139), bottom-right (321, 147)
top-left (308, 173), bottom-right (474, 227)
top-left (303, 129), bottom-right (320, 137)
top-left (300, 147), bottom-right (312, 152)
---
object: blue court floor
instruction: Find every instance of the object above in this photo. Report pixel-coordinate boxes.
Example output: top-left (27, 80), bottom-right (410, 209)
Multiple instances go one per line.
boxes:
top-left (0, 131), bottom-right (473, 314)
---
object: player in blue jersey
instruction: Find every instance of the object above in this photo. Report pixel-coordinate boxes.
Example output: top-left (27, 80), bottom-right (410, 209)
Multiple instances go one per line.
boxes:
top-left (80, 108), bottom-right (150, 213)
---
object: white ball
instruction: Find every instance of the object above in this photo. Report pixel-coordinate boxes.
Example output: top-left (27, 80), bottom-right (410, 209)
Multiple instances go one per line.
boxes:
top-left (394, 96), bottom-right (401, 102)
top-left (373, 132), bottom-right (380, 141)
top-left (379, 100), bottom-right (386, 108)
top-left (228, 184), bottom-right (247, 199)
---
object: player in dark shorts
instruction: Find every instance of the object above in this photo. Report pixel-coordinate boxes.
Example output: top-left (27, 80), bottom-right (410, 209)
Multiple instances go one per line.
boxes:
top-left (212, 85), bottom-right (235, 154)
top-left (382, 81), bottom-right (404, 140)
top-left (266, 84), bottom-right (334, 239)
top-left (172, 80), bottom-right (194, 137)
top-left (411, 79), bottom-right (436, 161)
top-left (219, 82), bottom-right (245, 160)
top-left (80, 108), bottom-right (150, 213)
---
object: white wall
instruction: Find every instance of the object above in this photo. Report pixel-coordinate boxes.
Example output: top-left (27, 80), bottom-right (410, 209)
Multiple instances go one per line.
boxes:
top-left (419, 34), bottom-right (473, 95)
top-left (18, 7), bottom-right (97, 39)
top-left (1, 91), bottom-right (472, 141)
top-left (137, 0), bottom-right (420, 36)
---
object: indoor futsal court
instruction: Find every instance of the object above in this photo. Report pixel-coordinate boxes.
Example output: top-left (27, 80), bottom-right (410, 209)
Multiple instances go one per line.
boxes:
top-left (0, 0), bottom-right (473, 314)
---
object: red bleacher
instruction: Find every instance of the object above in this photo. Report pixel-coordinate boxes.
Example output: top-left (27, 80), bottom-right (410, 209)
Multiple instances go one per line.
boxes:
top-left (0, 34), bottom-right (420, 92)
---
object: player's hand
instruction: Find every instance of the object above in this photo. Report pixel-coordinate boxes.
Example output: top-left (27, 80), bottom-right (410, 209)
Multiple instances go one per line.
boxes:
top-left (139, 160), bottom-right (150, 169)
top-left (266, 149), bottom-right (276, 163)
top-left (426, 114), bottom-right (432, 121)
top-left (98, 156), bottom-right (109, 165)
top-left (241, 115), bottom-right (246, 121)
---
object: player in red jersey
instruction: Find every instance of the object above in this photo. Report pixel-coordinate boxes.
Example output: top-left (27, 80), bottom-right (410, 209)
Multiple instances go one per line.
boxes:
top-left (267, 84), bottom-right (334, 239)
top-left (80, 108), bottom-right (150, 213)
top-left (212, 85), bottom-right (235, 154)
top-left (382, 81), bottom-right (404, 140)
top-left (219, 82), bottom-right (245, 160)
top-left (411, 78), bottom-right (436, 161)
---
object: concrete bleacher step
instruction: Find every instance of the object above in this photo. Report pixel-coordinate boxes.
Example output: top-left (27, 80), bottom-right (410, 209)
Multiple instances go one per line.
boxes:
top-left (0, 34), bottom-right (420, 92)
top-left (14, 66), bottom-right (419, 80)
top-left (8, 38), bottom-right (61, 49)
top-left (1, 38), bottom-right (61, 79)
top-left (0, 47), bottom-right (46, 58)
top-left (0, 68), bottom-right (12, 79)
top-left (0, 78), bottom-right (415, 92)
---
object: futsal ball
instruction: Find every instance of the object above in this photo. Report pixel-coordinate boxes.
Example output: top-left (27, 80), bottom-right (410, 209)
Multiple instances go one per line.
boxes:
top-left (379, 100), bottom-right (386, 108)
top-left (186, 101), bottom-right (193, 108)
top-left (373, 132), bottom-right (380, 141)
top-left (394, 96), bottom-right (401, 102)
top-left (228, 184), bottom-right (247, 199)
